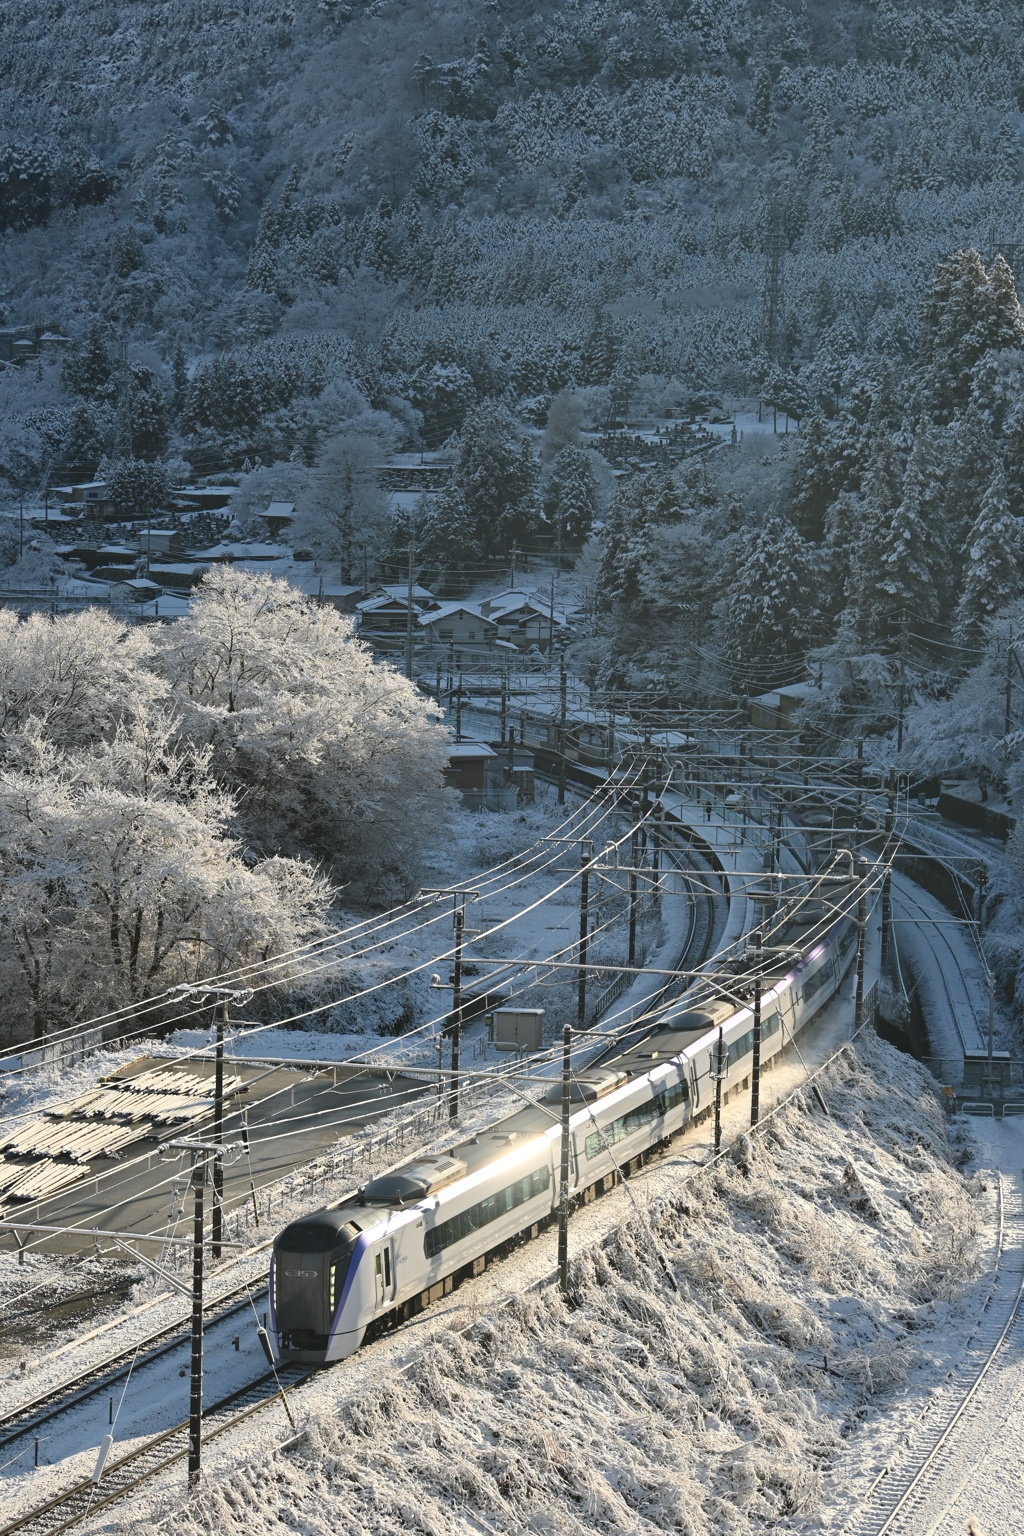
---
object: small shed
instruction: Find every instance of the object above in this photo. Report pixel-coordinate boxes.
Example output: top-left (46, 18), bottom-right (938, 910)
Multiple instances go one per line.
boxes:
top-left (445, 739), bottom-right (497, 808)
top-left (147, 562), bottom-right (210, 590)
top-left (142, 529), bottom-right (183, 557)
top-left (114, 577), bottom-right (163, 604)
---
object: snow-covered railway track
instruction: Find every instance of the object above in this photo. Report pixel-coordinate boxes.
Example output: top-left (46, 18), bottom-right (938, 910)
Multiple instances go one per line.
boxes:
top-left (0, 1364), bottom-right (311, 1536)
top-left (0, 799), bottom-right (729, 1525)
top-left (890, 873), bottom-right (985, 1056)
top-left (0, 1274), bottom-right (272, 1461)
top-left (841, 1172), bottom-right (1024, 1536)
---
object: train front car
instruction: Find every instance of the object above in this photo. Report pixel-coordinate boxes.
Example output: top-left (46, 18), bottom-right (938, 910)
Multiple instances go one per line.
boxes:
top-left (271, 1207), bottom-right (363, 1364)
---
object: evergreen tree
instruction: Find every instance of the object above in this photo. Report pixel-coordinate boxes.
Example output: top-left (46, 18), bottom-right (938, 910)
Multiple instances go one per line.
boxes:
top-left (542, 445), bottom-right (598, 550)
top-left (419, 483), bottom-right (480, 591)
top-left (919, 249), bottom-right (1024, 421)
top-left (109, 458), bottom-right (170, 522)
top-left (946, 405), bottom-right (999, 552)
top-left (746, 65), bottom-right (775, 135)
top-left (598, 479), bottom-right (650, 612)
top-left (790, 411), bottom-right (834, 540)
top-left (725, 517), bottom-right (816, 683)
top-left (956, 471), bottom-right (1023, 638)
top-left (455, 401), bottom-right (539, 557)
top-left (62, 324), bottom-right (114, 402)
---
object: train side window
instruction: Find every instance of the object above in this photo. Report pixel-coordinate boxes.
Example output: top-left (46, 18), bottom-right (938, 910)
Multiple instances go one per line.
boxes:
top-left (375, 1253), bottom-right (382, 1277)
top-left (383, 1247), bottom-right (391, 1288)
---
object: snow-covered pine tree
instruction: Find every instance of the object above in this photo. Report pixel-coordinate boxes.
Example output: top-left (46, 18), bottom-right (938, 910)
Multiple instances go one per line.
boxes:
top-left (724, 516), bottom-right (817, 684)
top-left (919, 249), bottom-right (1024, 422)
top-left (746, 64), bottom-right (775, 135)
top-left (542, 445), bottom-right (598, 550)
top-left (955, 470), bottom-right (1024, 640)
top-left (455, 401), bottom-right (539, 557)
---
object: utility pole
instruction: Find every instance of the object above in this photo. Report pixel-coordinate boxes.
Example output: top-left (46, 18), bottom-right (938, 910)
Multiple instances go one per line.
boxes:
top-left (500, 669), bottom-right (508, 746)
top-left (402, 543), bottom-right (414, 681)
top-left (853, 858), bottom-right (868, 1037)
top-left (577, 841), bottom-right (593, 1029)
top-left (212, 999), bottom-right (227, 1260)
top-left (627, 821), bottom-right (639, 970)
top-left (557, 1019), bottom-right (571, 1300)
top-left (750, 928), bottom-right (763, 1127)
top-left (455, 671), bottom-right (463, 740)
top-left (986, 971), bottom-right (996, 1098)
top-left (188, 1147), bottom-right (207, 1495)
top-left (558, 660), bottom-right (567, 806)
top-left (448, 901), bottom-right (464, 1121)
top-left (897, 610), bottom-right (909, 754)
top-left (713, 1028), bottom-right (725, 1153)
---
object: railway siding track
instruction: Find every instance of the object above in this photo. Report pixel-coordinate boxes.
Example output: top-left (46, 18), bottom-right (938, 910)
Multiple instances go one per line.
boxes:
top-left (0, 1365), bottom-right (310, 1536)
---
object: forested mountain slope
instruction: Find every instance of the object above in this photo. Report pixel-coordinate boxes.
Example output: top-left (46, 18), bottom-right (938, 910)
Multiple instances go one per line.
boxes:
top-left (3, 0), bottom-right (1023, 438)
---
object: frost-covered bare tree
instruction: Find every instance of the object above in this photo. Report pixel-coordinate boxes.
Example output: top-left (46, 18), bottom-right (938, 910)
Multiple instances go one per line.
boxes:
top-left (0, 721), bottom-right (328, 1040)
top-left (154, 568), bottom-right (453, 902)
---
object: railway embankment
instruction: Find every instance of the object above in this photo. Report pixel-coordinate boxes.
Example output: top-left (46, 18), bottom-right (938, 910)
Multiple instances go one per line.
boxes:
top-left (150, 1033), bottom-right (992, 1536)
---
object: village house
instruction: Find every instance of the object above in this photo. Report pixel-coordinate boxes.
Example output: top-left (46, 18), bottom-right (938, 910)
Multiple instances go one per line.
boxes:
top-left (479, 589), bottom-right (568, 650)
top-left (52, 481), bottom-right (115, 518)
top-left (418, 601), bottom-right (499, 651)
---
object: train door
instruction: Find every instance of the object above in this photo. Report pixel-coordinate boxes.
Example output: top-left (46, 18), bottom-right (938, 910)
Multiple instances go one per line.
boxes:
top-left (373, 1241), bottom-right (396, 1309)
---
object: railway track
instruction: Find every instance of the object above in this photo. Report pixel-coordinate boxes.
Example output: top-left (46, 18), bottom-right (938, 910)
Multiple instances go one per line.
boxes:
top-left (0, 1364), bottom-right (310, 1536)
top-left (890, 872), bottom-right (986, 1055)
top-left (841, 1172), bottom-right (1024, 1536)
top-left (0, 1271), bottom-right (271, 1461)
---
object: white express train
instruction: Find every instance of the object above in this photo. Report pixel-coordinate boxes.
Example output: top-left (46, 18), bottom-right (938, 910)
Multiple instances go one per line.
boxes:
top-left (270, 899), bottom-right (860, 1365)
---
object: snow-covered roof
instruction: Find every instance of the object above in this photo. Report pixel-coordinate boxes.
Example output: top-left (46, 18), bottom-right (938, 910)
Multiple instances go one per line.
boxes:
top-left (418, 601), bottom-right (496, 628)
top-left (265, 501), bottom-right (295, 518)
top-left (370, 582), bottom-right (435, 602)
top-left (117, 577), bottom-right (163, 593)
top-left (188, 541), bottom-right (288, 561)
top-left (358, 593), bottom-right (424, 614)
top-left (446, 739), bottom-right (497, 760)
top-left (481, 588), bottom-right (568, 626)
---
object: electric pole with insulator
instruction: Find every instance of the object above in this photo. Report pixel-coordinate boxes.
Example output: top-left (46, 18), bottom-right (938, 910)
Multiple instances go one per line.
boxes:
top-left (404, 542), bottom-right (415, 680)
top-left (750, 928), bottom-right (763, 1127)
top-left (577, 841), bottom-right (593, 1029)
top-left (558, 1019), bottom-right (572, 1299)
top-left (713, 1028), bottom-right (726, 1153)
top-left (853, 858), bottom-right (868, 1036)
top-left (188, 1146), bottom-right (207, 1494)
top-left (449, 901), bottom-right (464, 1122)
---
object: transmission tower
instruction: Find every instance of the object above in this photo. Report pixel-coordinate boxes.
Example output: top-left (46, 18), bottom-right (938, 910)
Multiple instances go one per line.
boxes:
top-left (761, 203), bottom-right (788, 364)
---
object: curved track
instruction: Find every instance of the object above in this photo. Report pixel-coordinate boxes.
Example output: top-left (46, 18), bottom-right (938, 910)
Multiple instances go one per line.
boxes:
top-left (890, 871), bottom-right (986, 1056)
